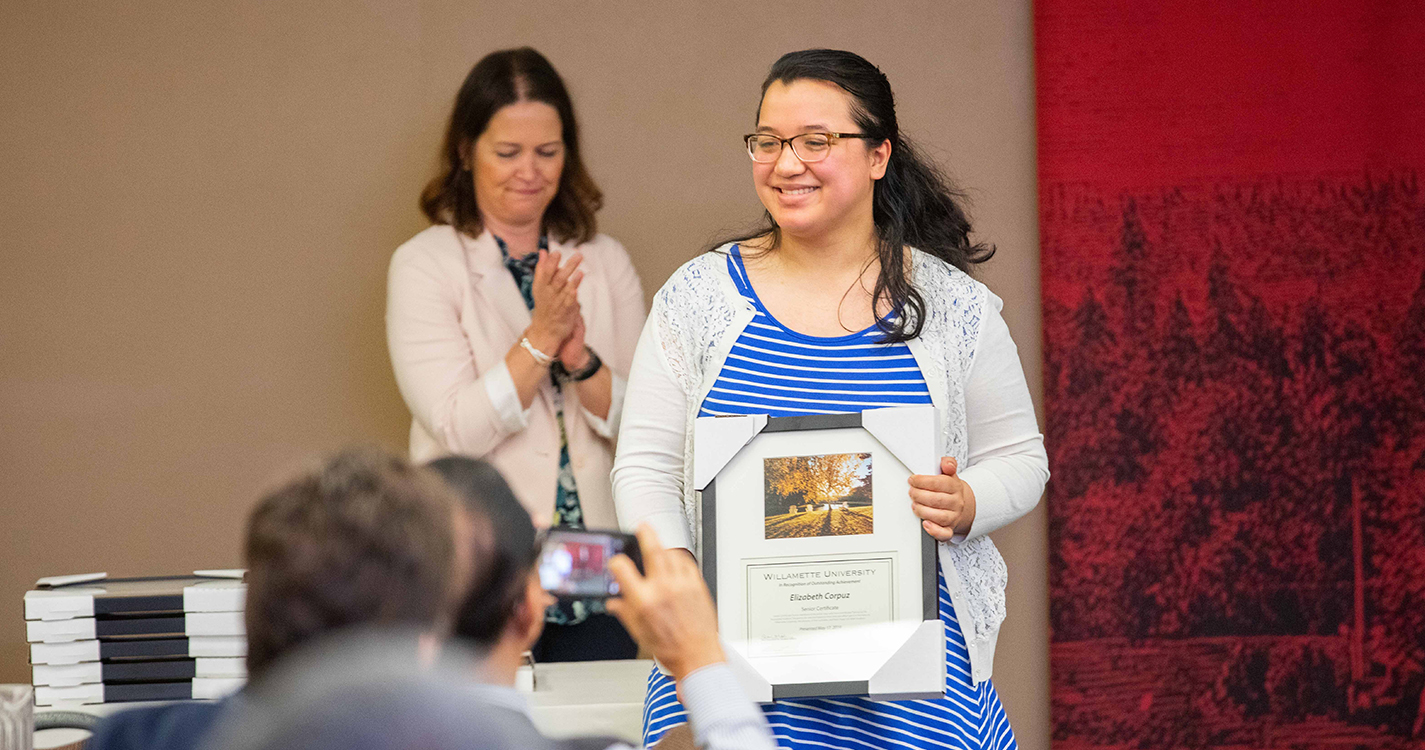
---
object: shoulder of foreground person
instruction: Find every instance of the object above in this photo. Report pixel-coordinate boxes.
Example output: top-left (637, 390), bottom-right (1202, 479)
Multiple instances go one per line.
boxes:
top-left (85, 699), bottom-right (229, 750)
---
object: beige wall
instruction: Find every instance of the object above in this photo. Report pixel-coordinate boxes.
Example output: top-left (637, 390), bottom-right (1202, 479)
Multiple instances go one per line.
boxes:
top-left (0, 1), bottom-right (1045, 744)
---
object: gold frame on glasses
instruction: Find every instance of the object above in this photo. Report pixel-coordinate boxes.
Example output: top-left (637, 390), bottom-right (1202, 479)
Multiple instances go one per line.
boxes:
top-left (744, 132), bottom-right (874, 163)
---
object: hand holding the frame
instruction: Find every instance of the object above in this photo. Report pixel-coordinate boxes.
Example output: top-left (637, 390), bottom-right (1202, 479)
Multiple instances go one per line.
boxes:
top-left (908, 456), bottom-right (976, 541)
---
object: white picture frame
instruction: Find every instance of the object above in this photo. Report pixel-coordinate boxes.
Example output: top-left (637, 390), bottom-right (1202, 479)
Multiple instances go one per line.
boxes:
top-left (694, 405), bottom-right (944, 702)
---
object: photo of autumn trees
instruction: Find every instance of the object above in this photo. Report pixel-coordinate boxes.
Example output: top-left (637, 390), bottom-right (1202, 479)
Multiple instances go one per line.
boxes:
top-left (763, 452), bottom-right (874, 539)
top-left (1042, 174), bottom-right (1425, 747)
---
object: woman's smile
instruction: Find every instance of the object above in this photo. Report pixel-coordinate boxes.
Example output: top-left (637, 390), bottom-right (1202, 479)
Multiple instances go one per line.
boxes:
top-left (775, 182), bottom-right (820, 203)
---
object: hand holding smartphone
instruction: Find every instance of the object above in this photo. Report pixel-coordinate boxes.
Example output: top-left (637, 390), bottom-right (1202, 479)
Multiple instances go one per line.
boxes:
top-left (604, 525), bottom-right (725, 681)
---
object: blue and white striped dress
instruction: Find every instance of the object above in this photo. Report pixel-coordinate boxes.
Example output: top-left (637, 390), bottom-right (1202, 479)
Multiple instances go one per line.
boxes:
top-left (642, 246), bottom-right (1017, 750)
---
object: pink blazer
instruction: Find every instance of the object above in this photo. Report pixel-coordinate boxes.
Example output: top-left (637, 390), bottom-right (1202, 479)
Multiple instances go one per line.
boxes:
top-left (386, 225), bottom-right (646, 528)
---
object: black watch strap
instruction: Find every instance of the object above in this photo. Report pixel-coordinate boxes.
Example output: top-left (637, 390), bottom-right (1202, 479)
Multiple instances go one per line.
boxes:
top-left (554, 347), bottom-right (602, 382)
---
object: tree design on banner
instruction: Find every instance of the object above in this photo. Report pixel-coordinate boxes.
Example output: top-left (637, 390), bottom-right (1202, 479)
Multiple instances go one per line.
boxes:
top-left (1043, 179), bottom-right (1425, 746)
top-left (1036, 1), bottom-right (1425, 745)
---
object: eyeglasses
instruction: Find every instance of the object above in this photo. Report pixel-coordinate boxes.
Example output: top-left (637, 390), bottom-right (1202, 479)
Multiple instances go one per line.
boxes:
top-left (744, 132), bottom-right (874, 163)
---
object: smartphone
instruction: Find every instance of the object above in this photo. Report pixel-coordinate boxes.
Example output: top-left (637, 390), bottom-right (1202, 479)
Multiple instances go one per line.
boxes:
top-left (536, 528), bottom-right (642, 600)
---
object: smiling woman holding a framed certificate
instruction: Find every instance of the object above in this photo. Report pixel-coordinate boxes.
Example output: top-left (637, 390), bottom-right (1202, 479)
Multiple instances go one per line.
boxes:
top-left (612, 49), bottom-right (1049, 750)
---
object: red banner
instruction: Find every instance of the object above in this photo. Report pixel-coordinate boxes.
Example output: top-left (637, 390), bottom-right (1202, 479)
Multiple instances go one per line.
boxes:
top-left (1037, 1), bottom-right (1425, 746)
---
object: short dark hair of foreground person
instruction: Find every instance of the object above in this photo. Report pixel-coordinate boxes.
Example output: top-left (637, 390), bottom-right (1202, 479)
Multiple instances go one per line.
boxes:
top-left (243, 447), bottom-right (477, 679)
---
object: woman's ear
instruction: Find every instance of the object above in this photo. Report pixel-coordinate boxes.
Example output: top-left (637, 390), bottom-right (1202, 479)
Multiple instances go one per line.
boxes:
top-left (870, 139), bottom-right (892, 180)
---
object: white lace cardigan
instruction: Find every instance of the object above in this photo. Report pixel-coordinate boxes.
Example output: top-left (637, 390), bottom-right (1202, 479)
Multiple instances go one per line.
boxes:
top-left (611, 246), bottom-right (1049, 685)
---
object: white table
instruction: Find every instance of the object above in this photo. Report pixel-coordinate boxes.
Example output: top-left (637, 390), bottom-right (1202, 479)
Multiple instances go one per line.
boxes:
top-left (528, 659), bottom-right (651, 743)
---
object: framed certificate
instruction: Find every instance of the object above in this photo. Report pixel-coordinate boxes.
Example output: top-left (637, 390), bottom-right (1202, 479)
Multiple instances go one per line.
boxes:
top-left (694, 405), bottom-right (944, 702)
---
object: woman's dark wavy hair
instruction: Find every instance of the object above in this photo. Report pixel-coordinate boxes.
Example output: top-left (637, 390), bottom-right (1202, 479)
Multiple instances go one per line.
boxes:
top-left (420, 47), bottom-right (602, 244)
top-left (726, 49), bottom-right (994, 343)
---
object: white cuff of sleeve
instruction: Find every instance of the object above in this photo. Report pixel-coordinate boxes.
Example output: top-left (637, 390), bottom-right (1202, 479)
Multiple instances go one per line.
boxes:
top-left (483, 360), bottom-right (531, 434)
top-left (679, 663), bottom-right (766, 743)
top-left (634, 509), bottom-right (695, 552)
top-left (956, 464), bottom-right (1010, 542)
top-left (580, 371), bottom-right (626, 439)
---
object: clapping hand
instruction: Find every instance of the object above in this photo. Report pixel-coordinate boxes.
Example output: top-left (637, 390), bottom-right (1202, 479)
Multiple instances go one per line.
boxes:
top-left (527, 249), bottom-right (584, 354)
top-left (557, 316), bottom-right (589, 370)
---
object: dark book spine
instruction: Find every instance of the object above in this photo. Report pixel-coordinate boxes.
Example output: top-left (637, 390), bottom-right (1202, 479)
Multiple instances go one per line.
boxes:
top-left (103, 659), bottom-right (197, 683)
top-left (104, 681), bottom-right (193, 702)
top-left (100, 638), bottom-right (190, 659)
top-left (93, 594), bottom-right (185, 615)
top-left (95, 616), bottom-right (186, 638)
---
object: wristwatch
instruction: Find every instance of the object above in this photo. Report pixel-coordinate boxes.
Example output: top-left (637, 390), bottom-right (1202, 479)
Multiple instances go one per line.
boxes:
top-left (552, 346), bottom-right (603, 382)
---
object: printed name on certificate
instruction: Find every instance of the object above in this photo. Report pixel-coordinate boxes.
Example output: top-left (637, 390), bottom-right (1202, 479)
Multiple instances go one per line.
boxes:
top-left (744, 557), bottom-right (895, 657)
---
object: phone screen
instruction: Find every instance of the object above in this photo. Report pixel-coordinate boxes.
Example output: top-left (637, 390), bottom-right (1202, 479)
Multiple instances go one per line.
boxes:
top-left (537, 529), bottom-right (640, 599)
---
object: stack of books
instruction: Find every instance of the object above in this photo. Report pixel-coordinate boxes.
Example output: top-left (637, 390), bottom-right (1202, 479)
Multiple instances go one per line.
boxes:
top-left (25, 573), bottom-right (248, 706)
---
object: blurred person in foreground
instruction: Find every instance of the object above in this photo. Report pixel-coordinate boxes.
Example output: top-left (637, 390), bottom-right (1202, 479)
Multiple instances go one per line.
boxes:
top-left (85, 448), bottom-right (481, 750)
top-left (206, 631), bottom-right (556, 750)
top-left (429, 455), bottom-right (776, 750)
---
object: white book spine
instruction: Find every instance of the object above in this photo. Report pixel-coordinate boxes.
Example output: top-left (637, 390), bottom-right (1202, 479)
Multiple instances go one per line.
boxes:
top-left (194, 658), bottom-right (247, 678)
top-left (34, 683), bottom-right (103, 707)
top-left (23, 589), bottom-right (97, 621)
top-left (189, 635), bottom-right (248, 657)
top-left (26, 617), bottom-right (96, 643)
top-left (30, 639), bottom-right (100, 665)
top-left (185, 611), bottom-right (245, 637)
top-left (32, 662), bottom-right (101, 688)
top-left (183, 582), bottom-right (246, 613)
